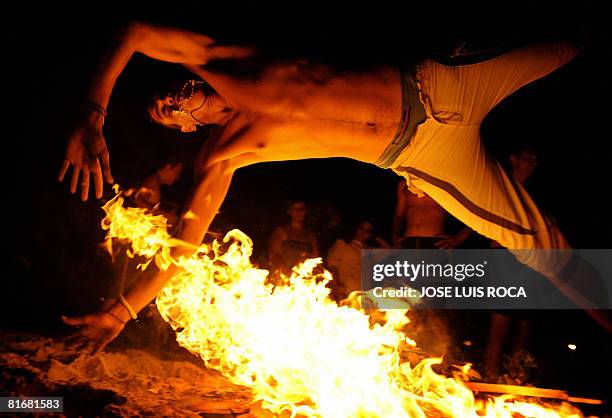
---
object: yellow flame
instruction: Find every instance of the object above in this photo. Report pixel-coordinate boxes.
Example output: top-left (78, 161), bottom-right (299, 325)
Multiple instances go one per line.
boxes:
top-left (101, 189), bottom-right (585, 418)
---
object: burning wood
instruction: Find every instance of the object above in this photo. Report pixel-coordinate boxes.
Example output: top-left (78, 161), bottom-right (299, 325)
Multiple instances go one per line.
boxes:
top-left (464, 382), bottom-right (603, 406)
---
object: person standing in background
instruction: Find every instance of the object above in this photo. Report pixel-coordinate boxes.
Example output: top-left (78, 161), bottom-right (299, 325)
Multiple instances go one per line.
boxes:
top-left (132, 157), bottom-right (184, 227)
top-left (392, 180), bottom-right (471, 249)
top-left (268, 200), bottom-right (319, 275)
top-left (327, 221), bottom-right (390, 300)
top-left (484, 146), bottom-right (540, 382)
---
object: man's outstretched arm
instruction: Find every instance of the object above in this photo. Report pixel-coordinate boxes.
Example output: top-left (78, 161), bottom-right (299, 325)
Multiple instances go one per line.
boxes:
top-left (87, 22), bottom-right (255, 109)
top-left (58, 21), bottom-right (255, 201)
top-left (120, 152), bottom-right (266, 311)
top-left (62, 151), bottom-right (265, 353)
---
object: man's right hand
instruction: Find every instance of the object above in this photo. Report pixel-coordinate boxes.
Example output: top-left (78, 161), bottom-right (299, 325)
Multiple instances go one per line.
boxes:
top-left (58, 112), bottom-right (113, 201)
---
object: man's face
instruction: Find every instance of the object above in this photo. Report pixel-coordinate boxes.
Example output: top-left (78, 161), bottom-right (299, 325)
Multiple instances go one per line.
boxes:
top-left (355, 221), bottom-right (373, 243)
top-left (288, 202), bottom-right (307, 222)
top-left (150, 81), bottom-right (211, 132)
top-left (159, 163), bottom-right (183, 185)
top-left (510, 150), bottom-right (538, 180)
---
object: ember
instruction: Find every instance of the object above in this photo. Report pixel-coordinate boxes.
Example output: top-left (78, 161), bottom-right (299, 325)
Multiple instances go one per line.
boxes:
top-left (102, 189), bottom-right (587, 418)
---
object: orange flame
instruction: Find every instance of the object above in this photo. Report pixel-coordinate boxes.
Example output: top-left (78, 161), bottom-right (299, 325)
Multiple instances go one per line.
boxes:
top-left (101, 189), bottom-right (585, 417)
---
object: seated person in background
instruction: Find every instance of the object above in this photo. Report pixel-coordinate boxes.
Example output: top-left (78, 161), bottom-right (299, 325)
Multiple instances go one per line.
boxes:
top-left (133, 158), bottom-right (183, 227)
top-left (392, 180), bottom-right (471, 249)
top-left (268, 200), bottom-right (319, 275)
top-left (327, 220), bottom-right (389, 301)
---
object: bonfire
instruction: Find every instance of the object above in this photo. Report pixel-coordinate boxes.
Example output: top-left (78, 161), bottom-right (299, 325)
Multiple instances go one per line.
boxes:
top-left (99, 187), bottom-right (589, 418)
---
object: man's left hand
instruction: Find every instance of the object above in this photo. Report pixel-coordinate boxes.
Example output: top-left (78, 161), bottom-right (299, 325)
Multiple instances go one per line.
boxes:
top-left (61, 312), bottom-right (125, 354)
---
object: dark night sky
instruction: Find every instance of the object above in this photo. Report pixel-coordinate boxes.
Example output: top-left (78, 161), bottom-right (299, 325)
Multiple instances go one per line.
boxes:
top-left (4, 1), bottom-right (612, 405)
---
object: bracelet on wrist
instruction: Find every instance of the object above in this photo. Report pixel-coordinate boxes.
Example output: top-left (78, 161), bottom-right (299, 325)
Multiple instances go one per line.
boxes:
top-left (118, 295), bottom-right (138, 320)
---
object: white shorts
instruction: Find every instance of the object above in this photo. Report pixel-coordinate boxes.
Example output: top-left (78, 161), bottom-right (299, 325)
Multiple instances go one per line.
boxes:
top-left (392, 43), bottom-right (581, 277)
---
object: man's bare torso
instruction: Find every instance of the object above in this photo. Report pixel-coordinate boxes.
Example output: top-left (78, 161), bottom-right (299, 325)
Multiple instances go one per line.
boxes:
top-left (190, 61), bottom-right (403, 165)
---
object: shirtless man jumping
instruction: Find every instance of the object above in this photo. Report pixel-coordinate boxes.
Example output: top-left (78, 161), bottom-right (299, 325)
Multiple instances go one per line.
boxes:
top-left (58, 21), bottom-right (607, 352)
